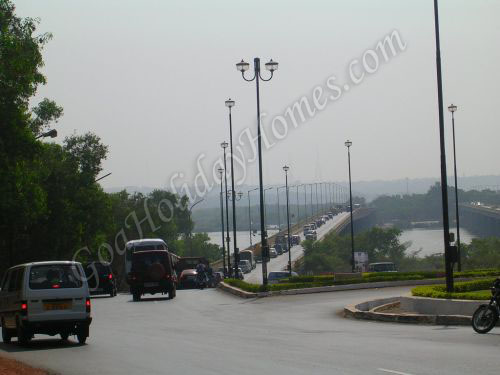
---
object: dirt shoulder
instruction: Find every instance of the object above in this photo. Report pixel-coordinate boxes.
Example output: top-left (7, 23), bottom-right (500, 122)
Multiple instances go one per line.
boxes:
top-left (0, 355), bottom-right (49, 375)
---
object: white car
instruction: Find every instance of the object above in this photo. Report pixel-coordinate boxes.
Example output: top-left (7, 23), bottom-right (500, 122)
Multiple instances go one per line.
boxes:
top-left (238, 260), bottom-right (252, 274)
top-left (0, 261), bottom-right (92, 345)
top-left (269, 248), bottom-right (278, 258)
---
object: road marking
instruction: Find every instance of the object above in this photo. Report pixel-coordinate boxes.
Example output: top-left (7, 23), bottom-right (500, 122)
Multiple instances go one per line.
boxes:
top-left (378, 369), bottom-right (415, 375)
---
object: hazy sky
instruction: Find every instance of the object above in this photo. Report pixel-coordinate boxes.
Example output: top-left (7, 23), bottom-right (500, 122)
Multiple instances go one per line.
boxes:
top-left (14, 0), bottom-right (500, 194)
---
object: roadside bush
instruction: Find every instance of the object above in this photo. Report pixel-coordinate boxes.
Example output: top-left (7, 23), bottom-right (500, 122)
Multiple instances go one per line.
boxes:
top-left (411, 278), bottom-right (497, 300)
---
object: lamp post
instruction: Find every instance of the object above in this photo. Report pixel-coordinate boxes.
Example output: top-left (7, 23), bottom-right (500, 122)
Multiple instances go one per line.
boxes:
top-left (221, 141), bottom-right (232, 277)
top-left (263, 187), bottom-right (273, 232)
top-left (188, 198), bottom-right (205, 254)
top-left (283, 166), bottom-right (292, 275)
top-left (225, 98), bottom-right (241, 276)
top-left (236, 57), bottom-right (278, 286)
top-left (218, 167), bottom-right (227, 276)
top-left (448, 103), bottom-right (461, 272)
top-left (434, 0), bottom-right (454, 292)
top-left (247, 188), bottom-right (259, 248)
top-left (296, 185), bottom-right (301, 224)
top-left (35, 129), bottom-right (57, 140)
top-left (345, 140), bottom-right (355, 273)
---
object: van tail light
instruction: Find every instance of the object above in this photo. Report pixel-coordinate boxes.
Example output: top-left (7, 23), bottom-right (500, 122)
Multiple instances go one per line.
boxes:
top-left (21, 301), bottom-right (28, 316)
top-left (86, 298), bottom-right (91, 313)
top-left (108, 274), bottom-right (113, 280)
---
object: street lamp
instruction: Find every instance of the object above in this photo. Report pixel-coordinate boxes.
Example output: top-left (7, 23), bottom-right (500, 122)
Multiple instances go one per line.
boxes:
top-left (221, 141), bottom-right (232, 277)
top-left (283, 166), bottom-right (292, 275)
top-left (434, 0), bottom-right (454, 292)
top-left (449, 103), bottom-right (461, 272)
top-left (35, 129), bottom-right (57, 140)
top-left (224, 98), bottom-right (240, 276)
top-left (247, 188), bottom-right (259, 248)
top-left (263, 187), bottom-right (273, 232)
top-left (237, 57), bottom-right (278, 286)
top-left (345, 140), bottom-right (355, 273)
top-left (218, 167), bottom-right (227, 276)
top-left (188, 198), bottom-right (205, 254)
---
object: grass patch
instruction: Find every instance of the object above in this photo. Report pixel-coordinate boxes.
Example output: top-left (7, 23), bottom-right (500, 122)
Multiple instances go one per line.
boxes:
top-left (412, 278), bottom-right (496, 300)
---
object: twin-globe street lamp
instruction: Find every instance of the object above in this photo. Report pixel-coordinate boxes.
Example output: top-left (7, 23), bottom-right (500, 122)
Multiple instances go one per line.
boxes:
top-left (345, 140), bottom-right (355, 273)
top-left (236, 57), bottom-right (278, 286)
top-left (448, 103), bottom-right (461, 272)
top-left (283, 165), bottom-right (293, 276)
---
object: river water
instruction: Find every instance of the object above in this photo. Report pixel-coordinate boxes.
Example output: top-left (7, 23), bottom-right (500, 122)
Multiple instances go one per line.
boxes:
top-left (399, 227), bottom-right (476, 257)
top-left (204, 227), bottom-right (477, 258)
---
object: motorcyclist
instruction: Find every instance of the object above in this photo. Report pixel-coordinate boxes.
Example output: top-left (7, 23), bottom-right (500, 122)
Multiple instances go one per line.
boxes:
top-left (195, 262), bottom-right (207, 288)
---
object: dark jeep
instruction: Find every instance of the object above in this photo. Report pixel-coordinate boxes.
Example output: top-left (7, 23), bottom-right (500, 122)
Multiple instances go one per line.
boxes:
top-left (127, 250), bottom-right (177, 302)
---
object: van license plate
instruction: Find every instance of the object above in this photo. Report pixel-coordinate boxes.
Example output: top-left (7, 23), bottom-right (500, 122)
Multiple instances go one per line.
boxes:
top-left (44, 302), bottom-right (71, 311)
top-left (144, 282), bottom-right (159, 287)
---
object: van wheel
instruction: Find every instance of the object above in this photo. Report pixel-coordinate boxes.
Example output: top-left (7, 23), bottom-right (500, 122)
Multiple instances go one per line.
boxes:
top-left (16, 320), bottom-right (31, 346)
top-left (60, 332), bottom-right (69, 341)
top-left (2, 320), bottom-right (12, 344)
top-left (76, 325), bottom-right (89, 345)
top-left (132, 292), bottom-right (141, 302)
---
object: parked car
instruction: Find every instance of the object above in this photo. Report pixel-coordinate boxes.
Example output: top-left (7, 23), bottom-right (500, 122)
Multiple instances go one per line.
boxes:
top-left (178, 269), bottom-right (198, 289)
top-left (368, 262), bottom-right (397, 272)
top-left (83, 261), bottom-right (117, 297)
top-left (305, 230), bottom-right (317, 241)
top-left (275, 243), bottom-right (284, 255)
top-left (0, 261), bottom-right (92, 345)
top-left (238, 260), bottom-right (252, 274)
top-left (269, 248), bottom-right (278, 258)
top-left (268, 271), bottom-right (299, 284)
top-left (127, 250), bottom-right (177, 301)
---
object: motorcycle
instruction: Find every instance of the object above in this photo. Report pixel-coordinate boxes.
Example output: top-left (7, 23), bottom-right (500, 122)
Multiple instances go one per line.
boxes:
top-left (196, 271), bottom-right (209, 290)
top-left (472, 278), bottom-right (500, 334)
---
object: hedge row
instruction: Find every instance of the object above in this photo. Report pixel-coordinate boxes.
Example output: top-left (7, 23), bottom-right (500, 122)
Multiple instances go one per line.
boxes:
top-left (286, 269), bottom-right (500, 284)
top-left (411, 278), bottom-right (496, 300)
top-left (224, 270), bottom-right (500, 294)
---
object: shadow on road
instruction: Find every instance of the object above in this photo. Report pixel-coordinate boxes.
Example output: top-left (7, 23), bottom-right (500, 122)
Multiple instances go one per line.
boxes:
top-left (0, 338), bottom-right (85, 353)
top-left (126, 296), bottom-right (171, 303)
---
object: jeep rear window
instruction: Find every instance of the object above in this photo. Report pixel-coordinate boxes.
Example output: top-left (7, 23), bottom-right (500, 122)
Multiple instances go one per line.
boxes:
top-left (132, 252), bottom-right (170, 272)
top-left (29, 265), bottom-right (83, 289)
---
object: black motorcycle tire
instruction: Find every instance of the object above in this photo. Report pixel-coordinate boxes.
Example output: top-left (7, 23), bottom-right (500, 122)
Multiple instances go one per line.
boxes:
top-left (472, 304), bottom-right (498, 334)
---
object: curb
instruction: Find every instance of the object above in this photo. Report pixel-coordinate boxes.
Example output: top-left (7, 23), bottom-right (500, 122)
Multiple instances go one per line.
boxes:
top-left (343, 297), bottom-right (472, 326)
top-left (218, 282), bottom-right (259, 299)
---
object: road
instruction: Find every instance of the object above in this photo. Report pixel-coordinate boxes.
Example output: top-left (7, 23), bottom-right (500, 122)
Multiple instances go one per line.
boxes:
top-left (2, 287), bottom-right (500, 375)
top-left (245, 212), bottom-right (350, 284)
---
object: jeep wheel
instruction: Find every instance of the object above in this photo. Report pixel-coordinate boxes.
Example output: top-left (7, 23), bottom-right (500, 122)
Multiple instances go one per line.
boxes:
top-left (168, 285), bottom-right (176, 299)
top-left (60, 332), bottom-right (69, 341)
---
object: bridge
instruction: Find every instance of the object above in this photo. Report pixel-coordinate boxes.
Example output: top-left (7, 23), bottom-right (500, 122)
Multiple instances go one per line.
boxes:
top-left (460, 203), bottom-right (500, 237)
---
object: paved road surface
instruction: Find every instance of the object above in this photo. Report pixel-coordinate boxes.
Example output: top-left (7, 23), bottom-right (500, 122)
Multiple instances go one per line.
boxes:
top-left (246, 212), bottom-right (349, 284)
top-left (2, 286), bottom-right (500, 375)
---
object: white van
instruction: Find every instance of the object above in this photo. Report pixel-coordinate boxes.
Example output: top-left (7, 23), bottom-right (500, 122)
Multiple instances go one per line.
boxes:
top-left (0, 261), bottom-right (92, 345)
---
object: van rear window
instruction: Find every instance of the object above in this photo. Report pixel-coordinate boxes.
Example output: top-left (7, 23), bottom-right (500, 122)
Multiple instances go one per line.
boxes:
top-left (29, 265), bottom-right (83, 289)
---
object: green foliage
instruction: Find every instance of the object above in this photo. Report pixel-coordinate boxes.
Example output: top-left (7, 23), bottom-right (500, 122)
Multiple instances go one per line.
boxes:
top-left (301, 227), bottom-right (408, 274)
top-left (412, 278), bottom-right (496, 300)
